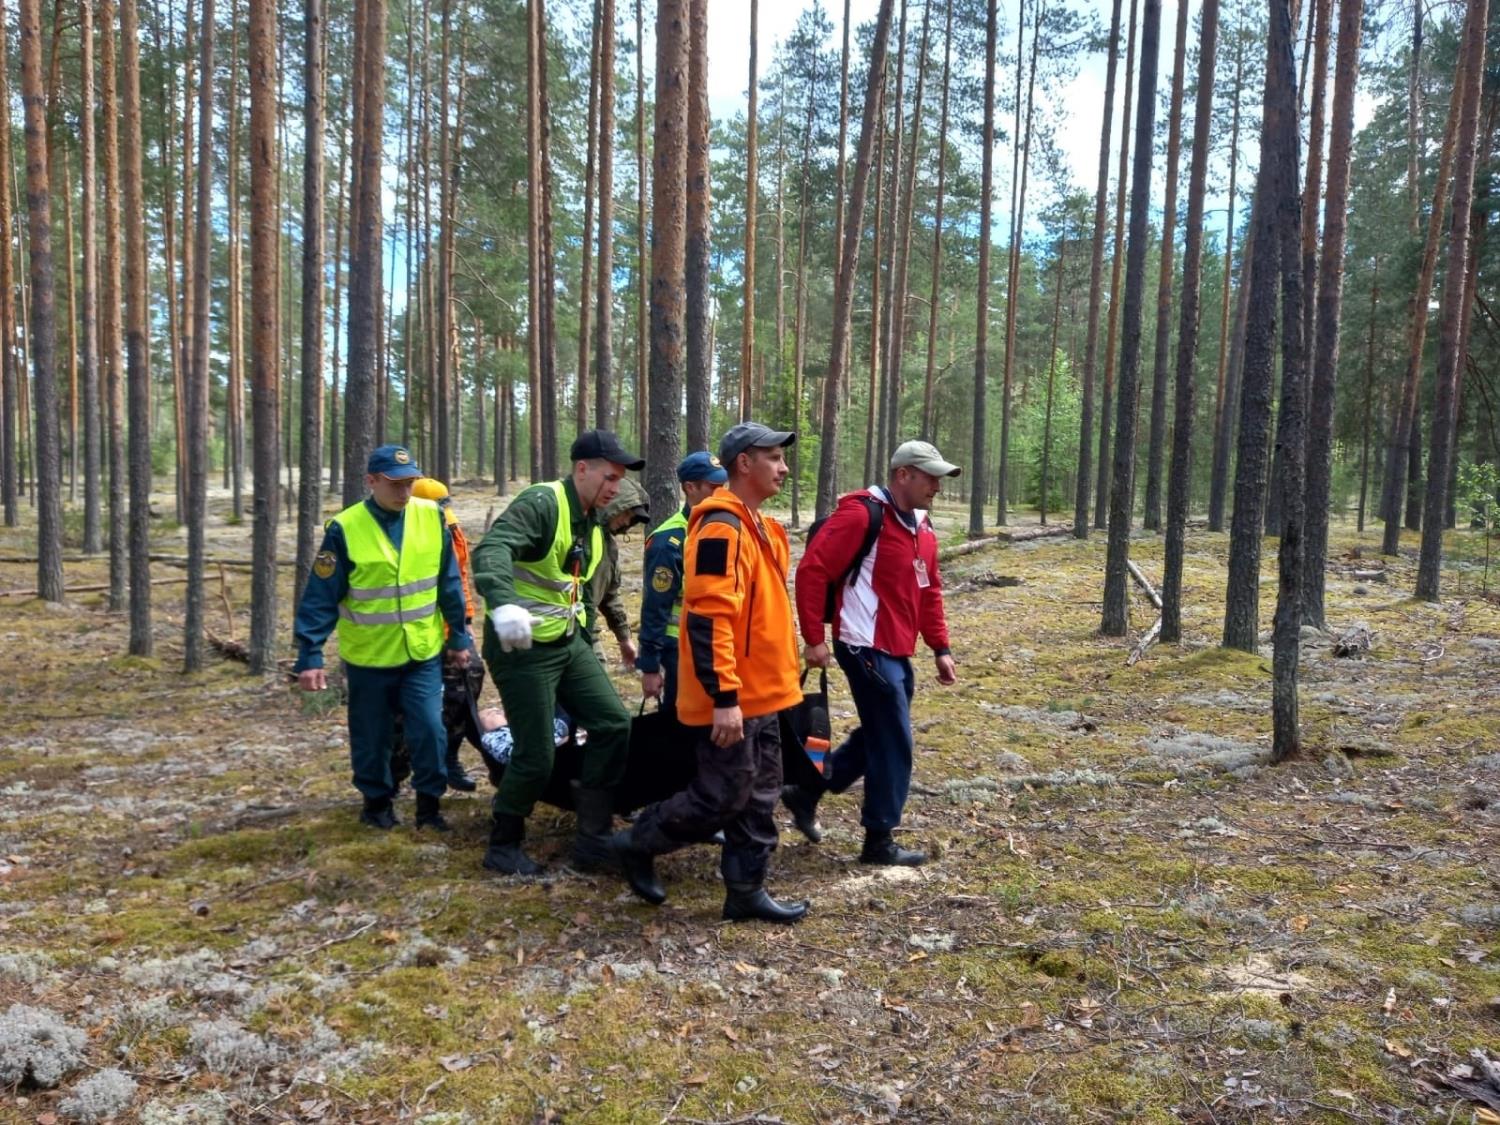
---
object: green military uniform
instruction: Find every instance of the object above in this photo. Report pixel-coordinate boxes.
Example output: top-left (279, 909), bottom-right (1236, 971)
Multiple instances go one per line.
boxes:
top-left (471, 477), bottom-right (632, 820)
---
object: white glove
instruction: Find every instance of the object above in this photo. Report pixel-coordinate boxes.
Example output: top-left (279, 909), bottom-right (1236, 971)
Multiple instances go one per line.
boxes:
top-left (490, 604), bottom-right (535, 652)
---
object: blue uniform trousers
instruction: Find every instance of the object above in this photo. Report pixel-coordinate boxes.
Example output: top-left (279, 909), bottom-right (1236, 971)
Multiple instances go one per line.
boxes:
top-left (826, 643), bottom-right (916, 833)
top-left (345, 658), bottom-right (448, 802)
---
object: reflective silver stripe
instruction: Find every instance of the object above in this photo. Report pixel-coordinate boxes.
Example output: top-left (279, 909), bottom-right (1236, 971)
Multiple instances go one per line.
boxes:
top-left (513, 564), bottom-right (574, 593)
top-left (346, 575), bottom-right (440, 601)
top-left (338, 602), bottom-right (441, 626)
top-left (514, 600), bottom-right (577, 620)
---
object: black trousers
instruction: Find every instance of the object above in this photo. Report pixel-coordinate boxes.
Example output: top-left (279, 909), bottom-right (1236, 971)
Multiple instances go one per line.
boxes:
top-left (629, 712), bottom-right (783, 885)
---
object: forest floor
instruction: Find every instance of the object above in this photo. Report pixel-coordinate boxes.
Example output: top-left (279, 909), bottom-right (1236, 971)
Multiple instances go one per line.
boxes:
top-left (1, 482), bottom-right (1498, 1124)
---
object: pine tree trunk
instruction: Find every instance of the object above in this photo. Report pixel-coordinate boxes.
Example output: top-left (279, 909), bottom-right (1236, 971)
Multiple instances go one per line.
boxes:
top-left (684, 0), bottom-right (711, 452)
top-left (890, 0), bottom-right (929, 478)
top-left (435, 0), bottom-right (454, 479)
top-left (98, 0), bottom-right (126, 608)
top-left (536, 0), bottom-right (561, 478)
top-left (595, 0), bottom-right (616, 427)
top-left (329, 98), bottom-right (349, 492)
top-left (997, 0), bottom-right (1036, 525)
top-left (864, 115), bottom-right (885, 490)
top-left (1160, 0), bottom-right (1218, 645)
top-left (774, 72), bottom-right (786, 431)
top-left (295, 0), bottom-right (325, 604)
top-left (815, 0), bottom-right (895, 520)
top-left (921, 0), bottom-right (952, 442)
top-left (183, 0), bottom-right (214, 670)
top-left (1142, 0), bottom-right (1188, 533)
top-left (967, 0), bottom-right (996, 536)
top-left (634, 0), bottom-right (647, 451)
top-left (19, 0), bottom-right (63, 601)
top-left (577, 0), bottom-right (601, 433)
top-left (79, 0), bottom-right (102, 555)
top-left (1100, 0), bottom-right (1161, 637)
top-left (226, 3), bottom-right (245, 517)
top-left (876, 0), bottom-right (906, 474)
top-left (1382, 73), bottom-right (1463, 556)
top-left (739, 0), bottom-right (758, 425)
top-left (343, 0), bottom-right (385, 503)
top-left (790, 36), bottom-right (819, 526)
top-left (1300, 0), bottom-right (1362, 626)
top-left (177, 0), bottom-right (195, 526)
top-left (248, 0), bottom-right (280, 673)
top-left (1207, 38), bottom-right (1244, 532)
top-left (1073, 0), bottom-right (1123, 539)
top-left (1266, 0), bottom-right (1307, 760)
top-left (1415, 0), bottom-right (1488, 600)
top-left (644, 0), bottom-right (688, 524)
top-left (1356, 261), bottom-right (1379, 533)
top-left (1096, 0), bottom-right (1137, 532)
top-left (1039, 234), bottom-right (1066, 524)
top-left (0, 0), bottom-right (16, 530)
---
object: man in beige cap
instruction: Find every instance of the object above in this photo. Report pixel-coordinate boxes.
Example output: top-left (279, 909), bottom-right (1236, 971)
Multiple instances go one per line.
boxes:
top-left (790, 440), bottom-right (960, 865)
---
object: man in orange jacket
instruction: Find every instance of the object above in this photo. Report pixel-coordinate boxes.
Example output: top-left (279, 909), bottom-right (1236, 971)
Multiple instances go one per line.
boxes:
top-left (613, 422), bottom-right (809, 923)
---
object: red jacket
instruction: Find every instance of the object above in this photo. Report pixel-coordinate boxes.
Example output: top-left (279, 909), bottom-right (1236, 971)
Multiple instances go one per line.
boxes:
top-left (795, 487), bottom-right (951, 658)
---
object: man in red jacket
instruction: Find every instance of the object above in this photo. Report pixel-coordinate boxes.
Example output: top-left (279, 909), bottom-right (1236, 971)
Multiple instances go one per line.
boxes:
top-left (790, 440), bottom-right (960, 865)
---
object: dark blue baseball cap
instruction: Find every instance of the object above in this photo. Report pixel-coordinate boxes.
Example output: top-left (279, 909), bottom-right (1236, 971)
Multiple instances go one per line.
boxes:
top-left (366, 444), bottom-right (423, 479)
top-left (677, 450), bottom-right (728, 484)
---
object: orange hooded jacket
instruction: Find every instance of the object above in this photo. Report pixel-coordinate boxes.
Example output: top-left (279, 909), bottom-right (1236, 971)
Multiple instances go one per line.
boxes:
top-left (675, 487), bottom-right (802, 726)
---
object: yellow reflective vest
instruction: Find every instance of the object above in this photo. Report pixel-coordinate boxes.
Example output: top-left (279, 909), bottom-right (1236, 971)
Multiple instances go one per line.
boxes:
top-left (333, 498), bottom-right (446, 667)
top-left (512, 480), bottom-right (604, 642)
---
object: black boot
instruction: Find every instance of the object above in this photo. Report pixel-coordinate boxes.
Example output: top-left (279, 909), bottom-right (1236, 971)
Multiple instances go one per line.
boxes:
top-left (781, 784), bottom-right (825, 843)
top-left (722, 881), bottom-right (809, 924)
top-left (359, 798), bottom-right (399, 830)
top-left (415, 792), bottom-right (452, 832)
top-left (610, 829), bottom-right (665, 905)
top-left (482, 814), bottom-right (542, 876)
top-left (570, 784), bottom-right (617, 872)
top-left (859, 828), bottom-right (926, 866)
top-left (445, 747), bottom-right (477, 792)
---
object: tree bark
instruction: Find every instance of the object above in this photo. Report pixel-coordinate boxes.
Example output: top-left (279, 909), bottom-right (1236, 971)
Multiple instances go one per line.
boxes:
top-left (248, 0), bottom-right (280, 673)
top-left (536, 0), bottom-right (561, 477)
top-left (1141, 0), bottom-right (1188, 533)
top-left (0, 0), bottom-right (15, 529)
top-left (684, 0), bottom-right (711, 453)
top-left (1039, 234), bottom-right (1066, 524)
top-left (634, 0), bottom-right (647, 451)
top-left (595, 0), bottom-right (616, 428)
top-left (1096, 0), bottom-right (1138, 532)
top-left (577, 0), bottom-right (601, 434)
top-left (343, 0), bottom-right (385, 503)
top-left (1073, 0), bottom-right (1123, 539)
top-left (921, 0), bottom-right (953, 442)
top-left (1100, 0), bottom-right (1161, 637)
top-left (1206, 35), bottom-right (1244, 531)
top-left (644, 0), bottom-right (689, 524)
top-left (816, 0), bottom-right (895, 520)
top-left (435, 0), bottom-right (454, 479)
top-left (967, 0), bottom-right (997, 536)
top-left (19, 0), bottom-right (63, 601)
top-left (1382, 67), bottom-right (1464, 556)
top-left (1300, 0), bottom-right (1362, 627)
top-left (77, 0), bottom-right (102, 559)
top-left (740, 0), bottom-right (758, 425)
top-left (1160, 0), bottom-right (1218, 645)
top-left (296, 0), bottom-right (325, 605)
top-left (184, 0), bottom-right (214, 670)
top-left (1415, 0), bottom-right (1488, 600)
top-left (791, 35), bottom-right (818, 527)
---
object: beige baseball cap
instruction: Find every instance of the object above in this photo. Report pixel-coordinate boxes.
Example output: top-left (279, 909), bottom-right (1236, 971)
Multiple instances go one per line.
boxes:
top-left (890, 440), bottom-right (962, 478)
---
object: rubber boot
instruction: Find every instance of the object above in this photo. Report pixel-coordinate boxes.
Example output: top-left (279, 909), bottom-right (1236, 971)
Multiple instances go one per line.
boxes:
top-left (610, 829), bottom-right (665, 905)
top-left (445, 747), bottom-right (477, 792)
top-left (859, 828), bottom-right (926, 866)
top-left (570, 784), bottom-right (617, 872)
top-left (482, 813), bottom-right (543, 876)
top-left (415, 792), bottom-right (452, 832)
top-left (781, 784), bottom-right (825, 843)
top-left (722, 881), bottom-right (809, 924)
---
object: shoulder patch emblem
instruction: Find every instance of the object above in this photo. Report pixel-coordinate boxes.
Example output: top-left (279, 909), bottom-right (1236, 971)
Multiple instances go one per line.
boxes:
top-left (313, 551), bottom-right (338, 579)
top-left (651, 565), bottom-right (675, 594)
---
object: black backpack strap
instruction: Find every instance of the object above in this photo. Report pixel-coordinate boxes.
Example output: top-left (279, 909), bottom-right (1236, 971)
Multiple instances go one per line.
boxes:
top-left (843, 495), bottom-right (884, 587)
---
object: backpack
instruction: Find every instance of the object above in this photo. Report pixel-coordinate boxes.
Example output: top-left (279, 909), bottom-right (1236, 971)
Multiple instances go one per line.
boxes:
top-left (805, 493), bottom-right (884, 624)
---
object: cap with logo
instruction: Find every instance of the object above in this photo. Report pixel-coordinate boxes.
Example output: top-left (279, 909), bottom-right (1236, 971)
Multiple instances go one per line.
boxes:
top-left (367, 444), bottom-right (424, 480)
top-left (718, 421), bottom-right (796, 467)
top-left (890, 440), bottom-right (962, 478)
top-left (569, 429), bottom-right (645, 471)
top-left (677, 450), bottom-right (728, 484)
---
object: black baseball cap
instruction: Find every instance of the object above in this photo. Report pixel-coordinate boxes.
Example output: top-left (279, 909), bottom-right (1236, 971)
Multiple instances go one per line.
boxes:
top-left (718, 421), bottom-right (796, 466)
top-left (569, 429), bottom-right (645, 471)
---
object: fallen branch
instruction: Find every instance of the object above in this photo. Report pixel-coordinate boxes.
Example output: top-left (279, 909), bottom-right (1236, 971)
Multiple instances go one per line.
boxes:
top-left (1127, 617), bottom-right (1163, 666)
top-left (0, 575), bottom-right (188, 599)
top-left (1126, 559), bottom-right (1163, 610)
